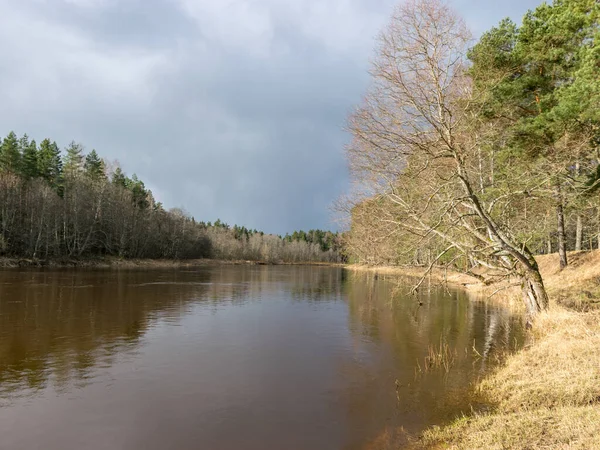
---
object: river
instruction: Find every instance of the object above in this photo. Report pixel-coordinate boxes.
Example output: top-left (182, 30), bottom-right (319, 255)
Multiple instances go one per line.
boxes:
top-left (0, 265), bottom-right (523, 449)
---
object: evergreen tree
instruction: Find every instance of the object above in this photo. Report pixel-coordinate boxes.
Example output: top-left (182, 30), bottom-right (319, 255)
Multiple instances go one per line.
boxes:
top-left (18, 133), bottom-right (29, 149)
top-left (64, 141), bottom-right (85, 178)
top-left (84, 149), bottom-right (106, 180)
top-left (130, 174), bottom-right (149, 209)
top-left (21, 139), bottom-right (39, 179)
top-left (112, 167), bottom-right (129, 189)
top-left (468, 0), bottom-right (600, 270)
top-left (0, 131), bottom-right (22, 173)
top-left (38, 139), bottom-right (63, 191)
top-left (17, 133), bottom-right (30, 176)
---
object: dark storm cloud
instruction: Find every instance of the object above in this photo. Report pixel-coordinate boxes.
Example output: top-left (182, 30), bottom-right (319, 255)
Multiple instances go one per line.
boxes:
top-left (0, 0), bottom-right (543, 234)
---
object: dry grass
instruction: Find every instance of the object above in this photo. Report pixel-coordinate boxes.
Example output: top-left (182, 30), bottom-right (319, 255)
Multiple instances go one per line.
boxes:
top-left (421, 307), bottom-right (600, 449)
top-left (421, 339), bottom-right (458, 374)
top-left (480, 309), bottom-right (600, 412)
top-left (0, 256), bottom-right (217, 269)
top-left (536, 251), bottom-right (600, 311)
top-left (421, 406), bottom-right (600, 450)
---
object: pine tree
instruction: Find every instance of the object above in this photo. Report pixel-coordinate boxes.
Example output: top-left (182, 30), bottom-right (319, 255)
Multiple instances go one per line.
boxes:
top-left (18, 133), bottom-right (29, 148)
top-left (17, 133), bottom-right (30, 177)
top-left (111, 166), bottom-right (129, 188)
top-left (21, 139), bottom-right (39, 179)
top-left (468, 0), bottom-right (600, 270)
top-left (38, 139), bottom-right (63, 191)
top-left (64, 141), bottom-right (85, 178)
top-left (129, 174), bottom-right (149, 209)
top-left (0, 131), bottom-right (22, 173)
top-left (84, 149), bottom-right (106, 180)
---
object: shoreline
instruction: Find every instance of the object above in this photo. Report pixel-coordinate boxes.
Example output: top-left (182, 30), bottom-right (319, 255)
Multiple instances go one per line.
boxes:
top-left (347, 254), bottom-right (600, 449)
top-left (345, 263), bottom-right (526, 314)
top-left (303, 259), bottom-right (600, 448)
top-left (344, 263), bottom-right (483, 289)
top-left (0, 257), bottom-right (341, 269)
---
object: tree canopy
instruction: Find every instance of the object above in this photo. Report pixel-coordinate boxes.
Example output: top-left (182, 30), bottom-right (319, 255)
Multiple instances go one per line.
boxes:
top-left (343, 0), bottom-right (600, 321)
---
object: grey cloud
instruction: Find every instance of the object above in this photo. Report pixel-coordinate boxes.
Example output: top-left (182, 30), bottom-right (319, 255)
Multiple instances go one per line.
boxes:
top-left (0, 0), bottom-right (546, 234)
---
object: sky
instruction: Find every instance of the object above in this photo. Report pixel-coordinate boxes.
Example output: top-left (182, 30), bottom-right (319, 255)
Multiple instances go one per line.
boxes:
top-left (0, 0), bottom-right (544, 234)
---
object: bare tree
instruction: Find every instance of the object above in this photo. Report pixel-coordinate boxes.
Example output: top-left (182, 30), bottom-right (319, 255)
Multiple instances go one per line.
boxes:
top-left (346, 0), bottom-right (549, 321)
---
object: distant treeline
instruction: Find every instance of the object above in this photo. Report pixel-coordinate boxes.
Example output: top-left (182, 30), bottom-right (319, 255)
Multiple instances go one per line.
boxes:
top-left (0, 132), bottom-right (342, 263)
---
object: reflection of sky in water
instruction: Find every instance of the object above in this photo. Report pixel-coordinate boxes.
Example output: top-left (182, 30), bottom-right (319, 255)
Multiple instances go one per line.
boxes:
top-left (0, 267), bottom-right (524, 450)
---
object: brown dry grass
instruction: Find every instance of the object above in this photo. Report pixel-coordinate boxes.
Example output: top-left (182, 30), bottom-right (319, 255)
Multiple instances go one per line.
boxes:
top-left (480, 309), bottom-right (600, 412)
top-left (421, 307), bottom-right (600, 449)
top-left (422, 406), bottom-right (600, 450)
top-left (0, 256), bottom-right (224, 269)
top-left (422, 339), bottom-right (458, 374)
top-left (536, 251), bottom-right (600, 311)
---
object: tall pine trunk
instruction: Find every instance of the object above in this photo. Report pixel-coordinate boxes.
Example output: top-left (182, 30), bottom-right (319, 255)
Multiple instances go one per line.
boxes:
top-left (575, 215), bottom-right (583, 251)
top-left (555, 185), bottom-right (568, 269)
top-left (557, 203), bottom-right (568, 269)
top-left (597, 207), bottom-right (600, 250)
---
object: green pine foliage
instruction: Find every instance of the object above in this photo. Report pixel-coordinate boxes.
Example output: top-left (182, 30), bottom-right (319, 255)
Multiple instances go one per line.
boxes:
top-left (469, 0), bottom-right (599, 157)
top-left (84, 149), bottom-right (106, 180)
top-left (37, 139), bottom-right (63, 191)
top-left (0, 131), bottom-right (21, 173)
top-left (111, 167), bottom-right (128, 188)
top-left (21, 139), bottom-right (39, 179)
top-left (64, 141), bottom-right (85, 177)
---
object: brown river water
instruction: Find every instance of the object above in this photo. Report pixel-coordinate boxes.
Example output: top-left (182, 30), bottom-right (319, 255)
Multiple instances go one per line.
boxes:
top-left (0, 266), bottom-right (524, 450)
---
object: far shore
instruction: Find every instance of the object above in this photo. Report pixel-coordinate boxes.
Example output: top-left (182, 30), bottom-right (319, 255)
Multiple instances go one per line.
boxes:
top-left (0, 257), bottom-right (342, 269)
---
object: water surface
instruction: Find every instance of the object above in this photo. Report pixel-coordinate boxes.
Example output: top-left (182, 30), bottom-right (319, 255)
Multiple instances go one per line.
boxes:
top-left (0, 266), bottom-right (524, 449)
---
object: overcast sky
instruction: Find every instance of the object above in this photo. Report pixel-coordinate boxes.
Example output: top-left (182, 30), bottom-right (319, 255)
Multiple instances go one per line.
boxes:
top-left (0, 0), bottom-right (543, 234)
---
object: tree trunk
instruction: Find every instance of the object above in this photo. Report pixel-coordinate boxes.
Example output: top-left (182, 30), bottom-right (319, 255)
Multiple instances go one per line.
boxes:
top-left (557, 202), bottom-right (568, 269)
top-left (522, 267), bottom-right (549, 326)
top-left (575, 215), bottom-right (583, 251)
top-left (597, 207), bottom-right (600, 250)
top-left (547, 238), bottom-right (552, 255)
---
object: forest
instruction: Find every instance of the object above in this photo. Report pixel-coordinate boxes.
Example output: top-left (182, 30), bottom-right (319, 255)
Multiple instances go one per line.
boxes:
top-left (343, 0), bottom-right (600, 320)
top-left (0, 133), bottom-right (342, 263)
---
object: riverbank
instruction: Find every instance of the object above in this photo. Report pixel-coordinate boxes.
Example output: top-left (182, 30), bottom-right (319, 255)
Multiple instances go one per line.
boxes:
top-left (0, 257), bottom-right (340, 269)
top-left (346, 263), bottom-right (525, 313)
top-left (421, 307), bottom-right (600, 449)
top-left (350, 252), bottom-right (600, 449)
top-left (348, 250), bottom-right (600, 312)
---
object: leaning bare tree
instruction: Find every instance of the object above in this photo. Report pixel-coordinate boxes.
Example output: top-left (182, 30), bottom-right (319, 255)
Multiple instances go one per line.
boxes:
top-left (346, 0), bottom-right (549, 321)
